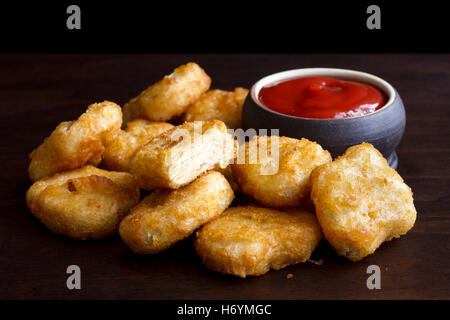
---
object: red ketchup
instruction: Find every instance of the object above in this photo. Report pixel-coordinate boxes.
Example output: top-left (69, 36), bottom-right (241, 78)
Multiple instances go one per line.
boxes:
top-left (258, 76), bottom-right (386, 119)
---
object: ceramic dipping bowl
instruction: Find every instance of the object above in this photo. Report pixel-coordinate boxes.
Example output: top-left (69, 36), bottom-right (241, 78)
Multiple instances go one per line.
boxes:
top-left (242, 68), bottom-right (405, 169)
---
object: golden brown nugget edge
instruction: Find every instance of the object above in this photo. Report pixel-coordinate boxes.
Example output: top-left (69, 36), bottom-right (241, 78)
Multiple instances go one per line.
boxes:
top-left (123, 62), bottom-right (211, 123)
top-left (28, 101), bottom-right (122, 182)
top-left (311, 143), bottom-right (417, 261)
top-left (26, 165), bottom-right (140, 240)
top-left (194, 206), bottom-right (322, 278)
top-left (101, 119), bottom-right (174, 172)
top-left (183, 88), bottom-right (249, 129)
top-left (231, 136), bottom-right (331, 208)
top-left (119, 170), bottom-right (234, 254)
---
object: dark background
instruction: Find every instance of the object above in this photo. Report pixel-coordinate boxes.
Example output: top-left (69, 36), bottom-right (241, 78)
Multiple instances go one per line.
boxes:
top-left (0, 1), bottom-right (447, 53)
top-left (0, 0), bottom-right (449, 303)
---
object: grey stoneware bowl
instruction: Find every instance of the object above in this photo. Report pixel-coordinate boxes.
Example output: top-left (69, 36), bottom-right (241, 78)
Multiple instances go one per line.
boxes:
top-left (242, 68), bottom-right (405, 169)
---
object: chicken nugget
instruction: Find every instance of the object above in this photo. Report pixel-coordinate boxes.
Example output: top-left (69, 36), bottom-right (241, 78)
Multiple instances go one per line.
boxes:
top-left (26, 165), bottom-right (140, 240)
top-left (231, 136), bottom-right (331, 208)
top-left (124, 119), bottom-right (173, 138)
top-left (119, 170), bottom-right (234, 254)
top-left (101, 119), bottom-right (174, 172)
top-left (129, 120), bottom-right (235, 190)
top-left (122, 96), bottom-right (144, 125)
top-left (183, 88), bottom-right (248, 128)
top-left (311, 143), bottom-right (417, 261)
top-left (194, 206), bottom-right (322, 278)
top-left (28, 101), bottom-right (122, 182)
top-left (123, 62), bottom-right (211, 123)
top-left (213, 164), bottom-right (238, 192)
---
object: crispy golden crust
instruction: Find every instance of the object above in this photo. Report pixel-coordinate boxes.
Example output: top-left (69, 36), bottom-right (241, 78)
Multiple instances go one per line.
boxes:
top-left (194, 206), bottom-right (322, 278)
top-left (129, 120), bottom-right (235, 190)
top-left (119, 171), bottom-right (234, 254)
top-left (183, 88), bottom-right (248, 129)
top-left (28, 101), bottom-right (122, 182)
top-left (311, 143), bottom-right (417, 261)
top-left (124, 119), bottom-right (173, 138)
top-left (101, 119), bottom-right (174, 172)
top-left (26, 165), bottom-right (140, 240)
top-left (123, 63), bottom-right (211, 123)
top-left (214, 164), bottom-right (238, 192)
top-left (231, 136), bottom-right (331, 208)
top-left (122, 96), bottom-right (144, 125)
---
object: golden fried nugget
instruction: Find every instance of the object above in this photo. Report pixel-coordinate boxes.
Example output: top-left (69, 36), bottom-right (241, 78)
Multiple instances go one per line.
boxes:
top-left (311, 143), bottom-right (417, 261)
top-left (123, 63), bottom-right (211, 123)
top-left (214, 164), bottom-right (239, 192)
top-left (119, 171), bottom-right (234, 254)
top-left (194, 206), bottom-right (322, 278)
top-left (183, 88), bottom-right (249, 128)
top-left (26, 165), bottom-right (140, 240)
top-left (125, 119), bottom-right (173, 137)
top-left (28, 101), bottom-right (122, 182)
top-left (130, 120), bottom-right (235, 190)
top-left (101, 119), bottom-right (174, 172)
top-left (231, 136), bottom-right (331, 208)
top-left (122, 96), bottom-right (144, 125)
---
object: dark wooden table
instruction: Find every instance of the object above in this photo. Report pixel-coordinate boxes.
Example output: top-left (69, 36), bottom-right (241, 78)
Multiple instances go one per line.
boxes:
top-left (0, 54), bottom-right (449, 300)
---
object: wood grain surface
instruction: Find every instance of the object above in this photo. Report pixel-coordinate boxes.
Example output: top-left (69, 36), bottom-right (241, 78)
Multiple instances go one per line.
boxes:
top-left (0, 54), bottom-right (449, 300)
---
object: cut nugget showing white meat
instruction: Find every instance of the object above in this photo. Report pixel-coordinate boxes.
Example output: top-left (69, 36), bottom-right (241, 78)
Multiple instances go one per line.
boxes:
top-left (311, 143), bottom-right (417, 261)
top-left (28, 101), bottom-right (122, 182)
top-left (194, 206), bottom-right (322, 278)
top-left (129, 120), bottom-right (235, 190)
top-left (122, 96), bottom-right (145, 126)
top-left (26, 165), bottom-right (140, 240)
top-left (119, 170), bottom-right (234, 254)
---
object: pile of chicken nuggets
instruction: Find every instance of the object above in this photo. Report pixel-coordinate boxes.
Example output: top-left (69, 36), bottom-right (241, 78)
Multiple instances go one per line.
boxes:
top-left (26, 62), bottom-right (417, 278)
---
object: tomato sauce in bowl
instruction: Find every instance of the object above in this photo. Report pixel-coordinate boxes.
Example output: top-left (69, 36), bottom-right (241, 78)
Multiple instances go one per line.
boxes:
top-left (258, 76), bottom-right (386, 119)
top-left (243, 68), bottom-right (404, 168)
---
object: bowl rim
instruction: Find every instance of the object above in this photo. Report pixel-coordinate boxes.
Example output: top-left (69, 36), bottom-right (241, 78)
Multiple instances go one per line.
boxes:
top-left (250, 67), bottom-right (397, 121)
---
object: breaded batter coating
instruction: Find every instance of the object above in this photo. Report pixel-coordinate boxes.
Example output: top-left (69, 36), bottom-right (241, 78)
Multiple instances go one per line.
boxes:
top-left (231, 136), bottom-right (331, 208)
top-left (26, 165), bottom-right (140, 240)
top-left (194, 206), bottom-right (322, 278)
top-left (214, 164), bottom-right (239, 192)
top-left (183, 88), bottom-right (248, 128)
top-left (119, 171), bottom-right (234, 254)
top-left (130, 120), bottom-right (235, 190)
top-left (125, 119), bottom-right (173, 137)
top-left (28, 101), bottom-right (122, 182)
top-left (122, 96), bottom-right (144, 125)
top-left (101, 119), bottom-right (173, 172)
top-left (311, 143), bottom-right (417, 261)
top-left (123, 62), bottom-right (211, 122)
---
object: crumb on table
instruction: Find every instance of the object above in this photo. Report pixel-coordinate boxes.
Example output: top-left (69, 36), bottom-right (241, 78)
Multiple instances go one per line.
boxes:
top-left (308, 258), bottom-right (324, 266)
